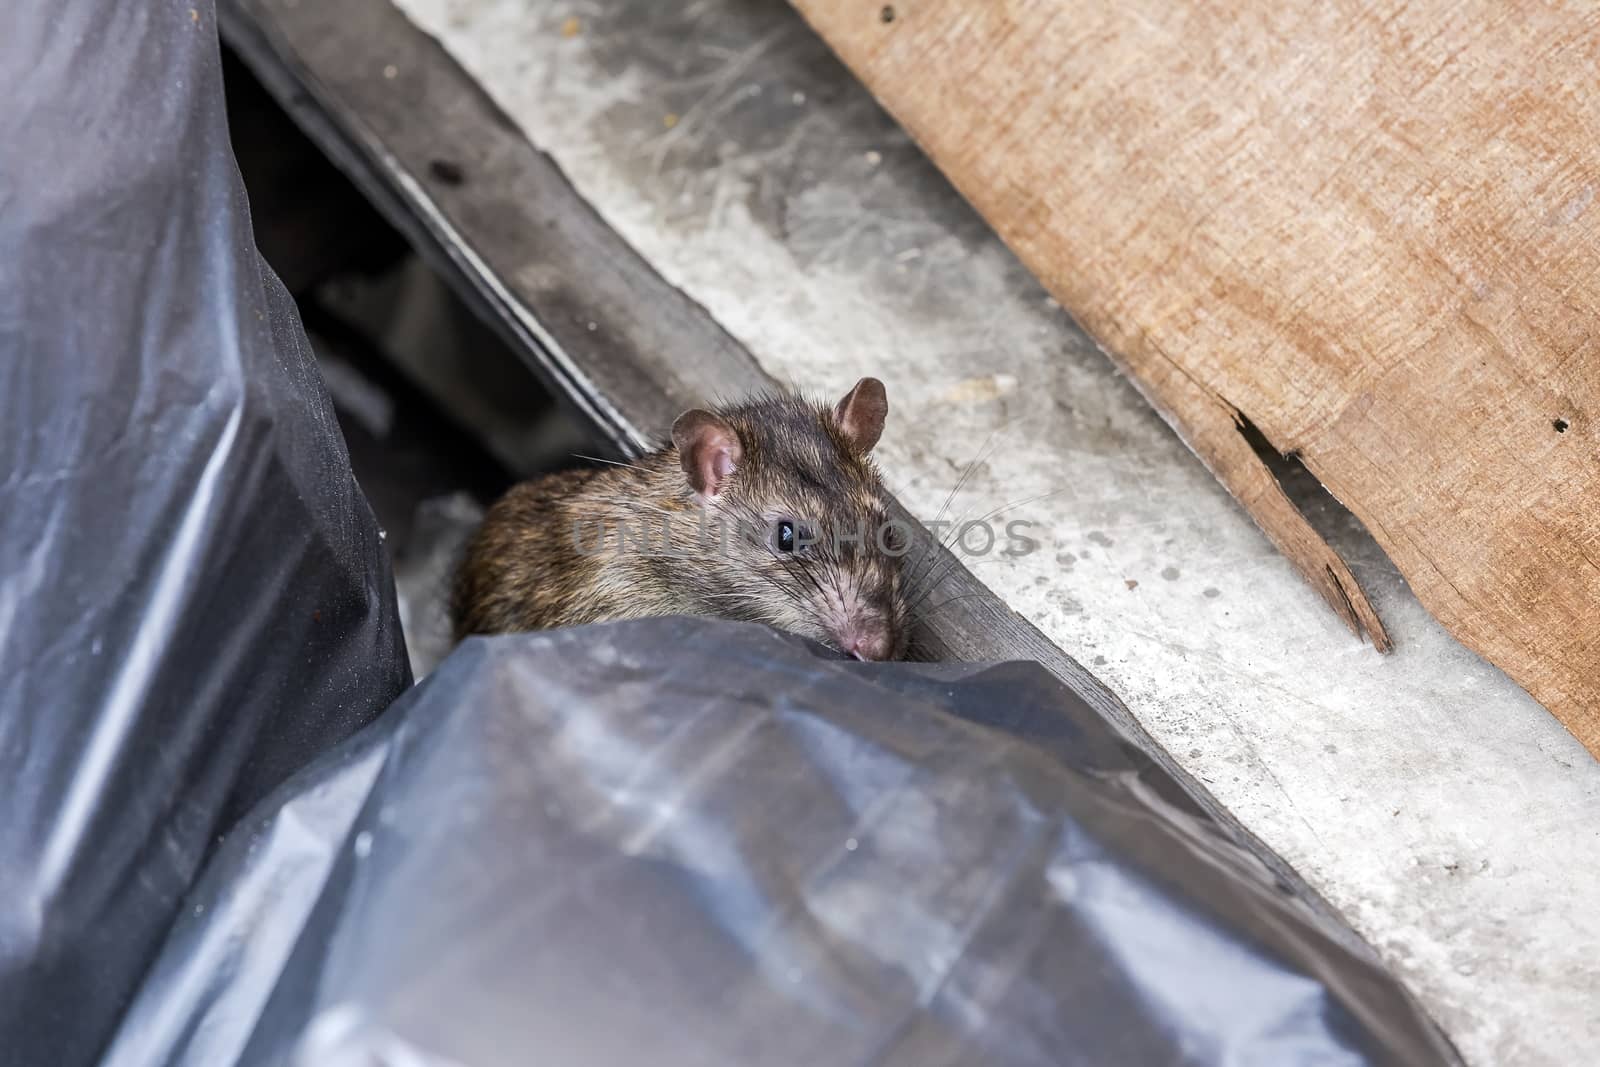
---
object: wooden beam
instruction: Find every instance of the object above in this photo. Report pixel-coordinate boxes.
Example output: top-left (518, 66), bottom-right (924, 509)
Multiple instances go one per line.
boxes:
top-left (792, 0), bottom-right (1600, 750)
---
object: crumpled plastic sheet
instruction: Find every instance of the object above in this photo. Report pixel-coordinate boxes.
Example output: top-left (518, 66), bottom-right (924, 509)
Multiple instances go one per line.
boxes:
top-left (0, 2), bottom-right (411, 1063)
top-left (105, 618), bottom-right (1459, 1067)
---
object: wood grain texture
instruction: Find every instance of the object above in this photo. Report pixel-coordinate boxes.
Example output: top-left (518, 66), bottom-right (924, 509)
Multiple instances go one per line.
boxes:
top-left (792, 0), bottom-right (1600, 748)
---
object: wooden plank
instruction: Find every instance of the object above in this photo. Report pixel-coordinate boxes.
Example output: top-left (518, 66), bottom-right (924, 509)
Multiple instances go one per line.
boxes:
top-left (791, 0), bottom-right (1600, 749)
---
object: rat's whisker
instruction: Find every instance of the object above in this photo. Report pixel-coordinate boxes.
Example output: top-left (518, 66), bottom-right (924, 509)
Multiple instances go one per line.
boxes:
top-left (916, 591), bottom-right (991, 617)
top-left (903, 555), bottom-right (970, 616)
top-left (571, 453), bottom-right (653, 474)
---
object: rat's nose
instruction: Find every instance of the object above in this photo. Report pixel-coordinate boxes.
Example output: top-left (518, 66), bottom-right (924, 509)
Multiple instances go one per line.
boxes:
top-left (841, 624), bottom-right (891, 662)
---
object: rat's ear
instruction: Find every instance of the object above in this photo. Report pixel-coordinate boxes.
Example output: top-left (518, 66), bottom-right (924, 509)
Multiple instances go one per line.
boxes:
top-left (672, 409), bottom-right (743, 500)
top-left (833, 377), bottom-right (888, 455)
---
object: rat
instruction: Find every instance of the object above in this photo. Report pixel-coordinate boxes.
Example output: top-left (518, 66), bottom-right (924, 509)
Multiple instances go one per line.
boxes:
top-left (451, 378), bottom-right (912, 660)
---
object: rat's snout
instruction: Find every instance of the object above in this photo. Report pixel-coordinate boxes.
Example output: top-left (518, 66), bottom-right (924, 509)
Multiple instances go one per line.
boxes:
top-left (822, 572), bottom-right (903, 661)
top-left (837, 619), bottom-right (893, 661)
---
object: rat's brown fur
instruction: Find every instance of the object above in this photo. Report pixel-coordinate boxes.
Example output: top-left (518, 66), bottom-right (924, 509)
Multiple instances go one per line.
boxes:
top-left (451, 388), bottom-right (910, 659)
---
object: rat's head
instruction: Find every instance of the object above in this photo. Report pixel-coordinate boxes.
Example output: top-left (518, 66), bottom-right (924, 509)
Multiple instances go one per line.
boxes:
top-left (670, 378), bottom-right (910, 661)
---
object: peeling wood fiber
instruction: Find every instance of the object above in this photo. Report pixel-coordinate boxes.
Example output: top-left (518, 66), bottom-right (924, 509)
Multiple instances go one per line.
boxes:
top-left (790, 0), bottom-right (1600, 751)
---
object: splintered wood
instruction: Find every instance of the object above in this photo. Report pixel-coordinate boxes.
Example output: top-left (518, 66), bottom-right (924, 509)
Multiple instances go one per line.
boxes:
top-left (791, 0), bottom-right (1600, 750)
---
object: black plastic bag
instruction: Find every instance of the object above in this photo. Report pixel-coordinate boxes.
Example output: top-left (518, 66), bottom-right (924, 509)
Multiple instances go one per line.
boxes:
top-left (0, 3), bottom-right (411, 1063)
top-left (104, 618), bottom-right (1457, 1066)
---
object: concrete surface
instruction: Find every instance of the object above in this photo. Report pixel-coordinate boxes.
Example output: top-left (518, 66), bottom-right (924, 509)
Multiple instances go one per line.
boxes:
top-left (393, 0), bottom-right (1600, 1061)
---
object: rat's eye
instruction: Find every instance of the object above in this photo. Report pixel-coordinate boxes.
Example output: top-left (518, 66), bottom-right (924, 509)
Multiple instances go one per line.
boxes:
top-left (773, 519), bottom-right (814, 554)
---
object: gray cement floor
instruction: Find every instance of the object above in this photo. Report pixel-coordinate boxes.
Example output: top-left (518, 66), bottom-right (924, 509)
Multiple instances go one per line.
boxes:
top-left (395, 1), bottom-right (1600, 1061)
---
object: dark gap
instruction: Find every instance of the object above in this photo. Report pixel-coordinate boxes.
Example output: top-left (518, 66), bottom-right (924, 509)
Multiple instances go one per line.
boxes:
top-left (1231, 408), bottom-right (1384, 576)
top-left (1553, 417), bottom-right (1569, 433)
top-left (221, 46), bottom-right (606, 674)
top-left (1235, 409), bottom-right (1312, 492)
